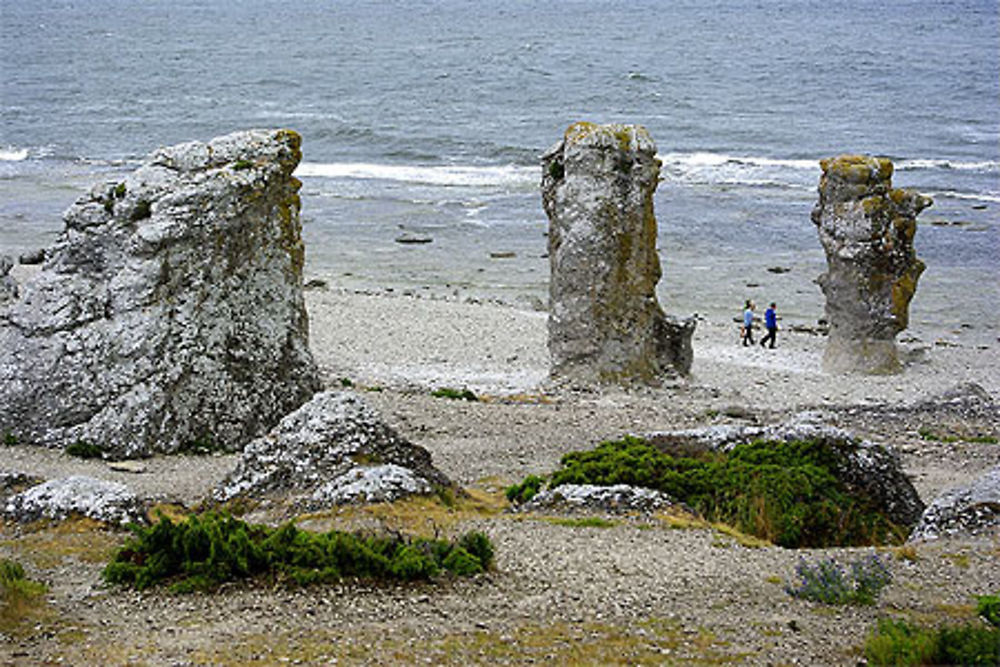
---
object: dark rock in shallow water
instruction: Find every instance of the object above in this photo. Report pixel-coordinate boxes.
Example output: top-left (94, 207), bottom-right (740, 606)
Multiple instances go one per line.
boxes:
top-left (645, 412), bottom-right (925, 529)
top-left (4, 475), bottom-right (145, 526)
top-left (0, 129), bottom-right (321, 458)
top-left (215, 391), bottom-right (453, 508)
top-left (541, 122), bottom-right (695, 385)
top-left (18, 248), bottom-right (46, 265)
top-left (909, 466), bottom-right (1000, 542)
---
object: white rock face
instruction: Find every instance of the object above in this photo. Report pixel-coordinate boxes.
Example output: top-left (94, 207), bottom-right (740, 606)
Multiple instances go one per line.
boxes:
top-left (0, 129), bottom-right (320, 457)
top-left (215, 391), bottom-right (452, 508)
top-left (4, 475), bottom-right (144, 526)
top-left (541, 122), bottom-right (695, 385)
top-left (909, 466), bottom-right (1000, 542)
top-left (523, 483), bottom-right (674, 513)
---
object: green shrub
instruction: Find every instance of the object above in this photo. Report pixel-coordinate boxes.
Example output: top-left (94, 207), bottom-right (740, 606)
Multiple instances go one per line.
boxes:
top-left (785, 554), bottom-right (892, 605)
top-left (865, 612), bottom-right (1000, 667)
top-left (65, 441), bottom-right (104, 459)
top-left (865, 618), bottom-right (938, 666)
top-left (978, 594), bottom-right (1000, 628)
top-left (506, 474), bottom-right (544, 504)
top-left (103, 512), bottom-right (494, 592)
top-left (2, 431), bottom-right (16, 446)
top-left (512, 435), bottom-right (904, 548)
top-left (431, 387), bottom-right (479, 401)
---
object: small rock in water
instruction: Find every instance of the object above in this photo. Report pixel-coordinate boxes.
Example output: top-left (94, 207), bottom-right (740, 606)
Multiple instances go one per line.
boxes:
top-left (766, 266), bottom-right (791, 274)
top-left (489, 251), bottom-right (516, 259)
top-left (395, 234), bottom-right (433, 244)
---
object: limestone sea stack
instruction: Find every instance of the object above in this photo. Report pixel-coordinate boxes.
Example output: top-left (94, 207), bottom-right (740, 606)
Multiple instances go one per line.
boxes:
top-left (811, 155), bottom-right (931, 374)
top-left (541, 122), bottom-right (695, 385)
top-left (0, 129), bottom-right (321, 457)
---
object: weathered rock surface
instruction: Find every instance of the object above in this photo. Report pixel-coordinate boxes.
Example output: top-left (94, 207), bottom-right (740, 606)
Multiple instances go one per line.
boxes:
top-left (0, 129), bottom-right (321, 457)
top-left (811, 155), bottom-right (931, 374)
top-left (908, 466), bottom-right (1000, 542)
top-left (4, 475), bottom-right (145, 526)
top-left (521, 483), bottom-right (675, 514)
top-left (215, 391), bottom-right (452, 508)
top-left (645, 412), bottom-right (925, 529)
top-left (541, 122), bottom-right (695, 385)
top-left (0, 255), bottom-right (17, 304)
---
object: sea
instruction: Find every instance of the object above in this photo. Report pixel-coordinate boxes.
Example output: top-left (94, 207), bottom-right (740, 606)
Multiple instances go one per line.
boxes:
top-left (2, 0), bottom-right (998, 345)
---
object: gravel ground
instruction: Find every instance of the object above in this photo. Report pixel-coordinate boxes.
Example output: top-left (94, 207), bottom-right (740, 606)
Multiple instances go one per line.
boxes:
top-left (2, 290), bottom-right (998, 665)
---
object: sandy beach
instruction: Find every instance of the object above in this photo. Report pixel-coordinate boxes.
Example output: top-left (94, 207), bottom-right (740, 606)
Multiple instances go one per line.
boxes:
top-left (3, 287), bottom-right (998, 665)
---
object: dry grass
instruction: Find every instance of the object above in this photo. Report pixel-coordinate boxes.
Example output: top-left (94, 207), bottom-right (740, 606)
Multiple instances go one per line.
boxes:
top-left (0, 517), bottom-right (122, 569)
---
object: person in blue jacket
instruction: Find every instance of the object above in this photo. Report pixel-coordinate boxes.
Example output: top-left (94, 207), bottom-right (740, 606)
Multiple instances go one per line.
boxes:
top-left (741, 300), bottom-right (755, 346)
top-left (760, 302), bottom-right (778, 349)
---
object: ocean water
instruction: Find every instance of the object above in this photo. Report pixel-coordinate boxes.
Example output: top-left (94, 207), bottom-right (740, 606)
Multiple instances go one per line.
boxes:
top-left (2, 0), bottom-right (998, 344)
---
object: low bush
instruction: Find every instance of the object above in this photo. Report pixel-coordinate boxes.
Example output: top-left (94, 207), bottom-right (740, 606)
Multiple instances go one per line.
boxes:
top-left (784, 554), bottom-right (892, 605)
top-left (103, 512), bottom-right (495, 593)
top-left (508, 436), bottom-right (905, 548)
top-left (505, 474), bottom-right (544, 504)
top-left (865, 613), bottom-right (1000, 666)
top-left (431, 387), bottom-right (479, 402)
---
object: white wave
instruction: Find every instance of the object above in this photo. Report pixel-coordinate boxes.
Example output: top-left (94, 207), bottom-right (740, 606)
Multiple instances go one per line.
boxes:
top-left (658, 151), bottom-right (817, 171)
top-left (296, 161), bottom-right (536, 188)
top-left (926, 189), bottom-right (1000, 204)
top-left (896, 158), bottom-right (1000, 172)
top-left (0, 148), bottom-right (29, 161)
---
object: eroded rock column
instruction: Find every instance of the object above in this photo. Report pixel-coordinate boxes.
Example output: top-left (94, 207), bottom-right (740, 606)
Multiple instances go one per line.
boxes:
top-left (0, 129), bottom-right (321, 457)
top-left (812, 155), bottom-right (931, 374)
top-left (542, 122), bottom-right (694, 385)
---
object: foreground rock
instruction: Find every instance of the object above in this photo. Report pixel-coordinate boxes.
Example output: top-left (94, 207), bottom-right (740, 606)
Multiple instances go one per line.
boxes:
top-left (0, 129), bottom-right (321, 457)
top-left (521, 483), bottom-right (675, 514)
top-left (4, 475), bottom-right (145, 526)
top-left (645, 412), bottom-right (925, 529)
top-left (541, 122), bottom-right (695, 385)
top-left (215, 391), bottom-right (453, 508)
top-left (811, 155), bottom-right (931, 374)
top-left (908, 465), bottom-right (1000, 542)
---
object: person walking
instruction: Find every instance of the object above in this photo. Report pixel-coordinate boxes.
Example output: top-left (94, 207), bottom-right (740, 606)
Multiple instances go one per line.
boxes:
top-left (741, 300), bottom-right (755, 346)
top-left (760, 302), bottom-right (778, 349)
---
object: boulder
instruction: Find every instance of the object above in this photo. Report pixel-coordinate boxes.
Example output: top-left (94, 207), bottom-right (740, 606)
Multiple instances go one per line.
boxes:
top-left (215, 391), bottom-right (453, 508)
top-left (645, 412), bottom-right (925, 529)
top-left (811, 155), bottom-right (931, 374)
top-left (541, 122), bottom-right (695, 385)
top-left (908, 466), bottom-right (1000, 542)
top-left (4, 475), bottom-right (145, 526)
top-left (0, 129), bottom-right (321, 457)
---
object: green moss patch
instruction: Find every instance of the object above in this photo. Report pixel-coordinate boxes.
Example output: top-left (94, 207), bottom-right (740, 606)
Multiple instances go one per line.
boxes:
top-left (508, 436), bottom-right (906, 548)
top-left (103, 512), bottom-right (495, 593)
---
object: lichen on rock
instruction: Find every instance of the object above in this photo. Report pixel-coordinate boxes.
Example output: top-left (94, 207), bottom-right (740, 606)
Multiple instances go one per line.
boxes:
top-left (811, 154), bottom-right (932, 374)
top-left (908, 465), bottom-right (1000, 542)
top-left (541, 122), bottom-right (694, 385)
top-left (0, 129), bottom-right (321, 457)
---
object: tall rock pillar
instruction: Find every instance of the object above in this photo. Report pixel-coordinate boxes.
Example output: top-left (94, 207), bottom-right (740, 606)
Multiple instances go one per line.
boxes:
top-left (812, 154), bottom-right (931, 374)
top-left (541, 122), bottom-right (695, 385)
top-left (0, 129), bottom-right (321, 457)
